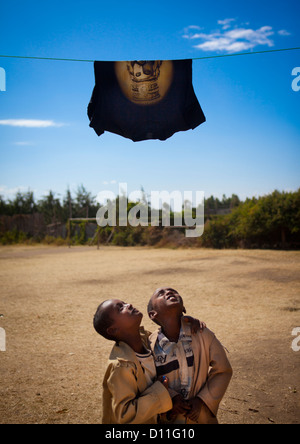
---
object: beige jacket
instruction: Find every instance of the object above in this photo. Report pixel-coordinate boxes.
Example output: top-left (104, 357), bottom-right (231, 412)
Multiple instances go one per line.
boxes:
top-left (149, 327), bottom-right (233, 424)
top-left (102, 329), bottom-right (172, 424)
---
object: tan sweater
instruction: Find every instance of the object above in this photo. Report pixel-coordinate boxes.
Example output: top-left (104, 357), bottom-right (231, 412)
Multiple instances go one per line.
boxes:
top-left (102, 331), bottom-right (172, 424)
top-left (149, 327), bottom-right (233, 424)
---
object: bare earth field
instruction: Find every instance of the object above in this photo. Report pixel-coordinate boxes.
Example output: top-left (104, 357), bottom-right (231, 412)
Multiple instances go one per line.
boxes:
top-left (0, 245), bottom-right (299, 424)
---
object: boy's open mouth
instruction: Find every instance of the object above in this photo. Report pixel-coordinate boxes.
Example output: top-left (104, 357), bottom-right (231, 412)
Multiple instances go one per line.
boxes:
top-left (166, 294), bottom-right (179, 302)
top-left (131, 307), bottom-right (141, 315)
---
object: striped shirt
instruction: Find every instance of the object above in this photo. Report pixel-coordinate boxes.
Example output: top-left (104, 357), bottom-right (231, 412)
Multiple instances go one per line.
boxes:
top-left (152, 320), bottom-right (194, 400)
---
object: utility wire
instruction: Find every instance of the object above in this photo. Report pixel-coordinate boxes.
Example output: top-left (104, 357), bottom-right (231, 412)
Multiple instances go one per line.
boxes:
top-left (0, 54), bottom-right (94, 63)
top-left (0, 47), bottom-right (299, 63)
top-left (192, 46), bottom-right (300, 60)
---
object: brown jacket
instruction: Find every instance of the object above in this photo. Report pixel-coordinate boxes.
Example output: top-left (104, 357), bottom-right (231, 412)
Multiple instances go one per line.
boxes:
top-left (149, 327), bottom-right (233, 424)
top-left (102, 330), bottom-right (172, 424)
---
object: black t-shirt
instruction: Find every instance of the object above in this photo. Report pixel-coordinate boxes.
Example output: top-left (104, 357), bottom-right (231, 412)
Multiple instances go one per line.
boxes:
top-left (87, 59), bottom-right (206, 142)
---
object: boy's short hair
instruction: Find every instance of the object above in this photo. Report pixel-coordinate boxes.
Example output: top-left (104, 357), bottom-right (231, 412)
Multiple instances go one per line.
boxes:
top-left (147, 288), bottom-right (161, 314)
top-left (147, 295), bottom-right (162, 326)
top-left (93, 301), bottom-right (116, 341)
top-left (147, 298), bottom-right (154, 315)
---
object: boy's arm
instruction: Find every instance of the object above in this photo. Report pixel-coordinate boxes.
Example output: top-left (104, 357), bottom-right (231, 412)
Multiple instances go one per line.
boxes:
top-left (197, 333), bottom-right (233, 417)
top-left (107, 362), bottom-right (173, 424)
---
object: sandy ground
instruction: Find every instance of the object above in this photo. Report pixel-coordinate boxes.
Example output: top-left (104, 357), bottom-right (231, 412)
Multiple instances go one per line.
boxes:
top-left (0, 245), bottom-right (299, 424)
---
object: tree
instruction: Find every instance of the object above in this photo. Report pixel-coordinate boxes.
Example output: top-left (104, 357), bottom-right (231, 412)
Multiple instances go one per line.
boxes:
top-left (0, 195), bottom-right (8, 215)
top-left (37, 191), bottom-right (63, 225)
top-left (62, 187), bottom-right (75, 220)
top-left (74, 185), bottom-right (96, 218)
top-left (8, 190), bottom-right (37, 215)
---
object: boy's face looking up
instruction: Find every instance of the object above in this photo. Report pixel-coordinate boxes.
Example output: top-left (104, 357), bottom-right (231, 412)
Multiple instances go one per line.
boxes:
top-left (148, 288), bottom-right (186, 325)
top-left (99, 299), bottom-right (143, 341)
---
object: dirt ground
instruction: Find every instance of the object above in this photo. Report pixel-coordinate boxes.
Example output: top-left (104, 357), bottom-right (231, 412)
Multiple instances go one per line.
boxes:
top-left (0, 245), bottom-right (299, 424)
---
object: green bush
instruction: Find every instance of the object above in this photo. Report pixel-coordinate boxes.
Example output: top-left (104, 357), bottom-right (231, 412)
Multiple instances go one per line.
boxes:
top-left (0, 229), bottom-right (28, 245)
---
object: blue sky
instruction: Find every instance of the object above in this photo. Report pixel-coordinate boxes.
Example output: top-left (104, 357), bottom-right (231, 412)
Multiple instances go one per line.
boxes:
top-left (0, 0), bottom-right (299, 205)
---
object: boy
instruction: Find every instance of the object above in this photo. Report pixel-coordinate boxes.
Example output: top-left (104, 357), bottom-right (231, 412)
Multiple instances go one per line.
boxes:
top-left (93, 299), bottom-right (172, 424)
top-left (148, 287), bottom-right (233, 424)
top-left (93, 299), bottom-right (204, 424)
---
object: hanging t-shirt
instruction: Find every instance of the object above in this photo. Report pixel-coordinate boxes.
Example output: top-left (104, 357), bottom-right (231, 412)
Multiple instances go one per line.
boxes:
top-left (87, 59), bottom-right (206, 142)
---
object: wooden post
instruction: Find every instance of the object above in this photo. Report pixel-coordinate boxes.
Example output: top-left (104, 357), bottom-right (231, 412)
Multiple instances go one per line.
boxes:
top-left (68, 219), bottom-right (71, 248)
top-left (97, 227), bottom-right (100, 250)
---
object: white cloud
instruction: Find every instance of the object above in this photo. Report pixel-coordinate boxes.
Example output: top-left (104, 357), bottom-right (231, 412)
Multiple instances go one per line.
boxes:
top-left (194, 26), bottom-right (274, 53)
top-left (186, 25), bottom-right (202, 31)
top-left (218, 18), bottom-right (236, 30)
top-left (0, 185), bottom-right (28, 197)
top-left (0, 119), bottom-right (66, 128)
top-left (102, 180), bottom-right (117, 185)
top-left (278, 29), bottom-right (291, 36)
top-left (182, 25), bottom-right (203, 39)
top-left (184, 19), bottom-right (289, 54)
top-left (13, 141), bottom-right (34, 146)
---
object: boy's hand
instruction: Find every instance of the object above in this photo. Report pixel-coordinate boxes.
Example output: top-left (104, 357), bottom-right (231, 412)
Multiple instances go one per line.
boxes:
top-left (183, 316), bottom-right (206, 335)
top-left (168, 395), bottom-right (191, 419)
top-left (185, 397), bottom-right (204, 422)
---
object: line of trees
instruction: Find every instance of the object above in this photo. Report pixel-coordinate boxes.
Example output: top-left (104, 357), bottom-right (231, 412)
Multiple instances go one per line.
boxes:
top-left (0, 185), bottom-right (99, 224)
top-left (0, 186), bottom-right (299, 249)
top-left (201, 189), bottom-right (300, 249)
top-left (0, 186), bottom-right (240, 222)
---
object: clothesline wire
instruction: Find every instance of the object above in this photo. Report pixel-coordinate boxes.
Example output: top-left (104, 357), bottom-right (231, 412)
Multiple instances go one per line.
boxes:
top-left (0, 46), bottom-right (299, 63)
top-left (192, 46), bottom-right (300, 60)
